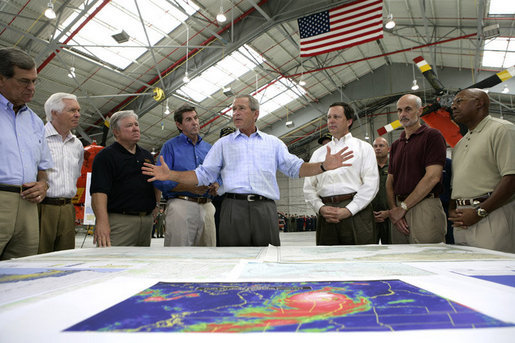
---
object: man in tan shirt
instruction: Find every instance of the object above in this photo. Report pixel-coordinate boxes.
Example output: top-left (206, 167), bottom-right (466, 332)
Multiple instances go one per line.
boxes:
top-left (449, 88), bottom-right (515, 253)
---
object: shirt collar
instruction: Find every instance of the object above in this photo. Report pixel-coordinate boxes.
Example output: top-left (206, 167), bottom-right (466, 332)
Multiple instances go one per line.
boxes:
top-left (179, 132), bottom-right (203, 145)
top-left (400, 124), bottom-right (427, 140)
top-left (45, 122), bottom-right (75, 142)
top-left (233, 128), bottom-right (263, 140)
top-left (332, 132), bottom-right (353, 144)
top-left (469, 115), bottom-right (491, 133)
top-left (0, 93), bottom-right (28, 114)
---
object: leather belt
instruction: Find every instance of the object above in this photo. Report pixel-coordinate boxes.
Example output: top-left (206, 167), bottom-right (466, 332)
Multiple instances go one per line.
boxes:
top-left (41, 197), bottom-right (72, 206)
top-left (321, 192), bottom-right (356, 204)
top-left (456, 194), bottom-right (491, 207)
top-left (176, 195), bottom-right (211, 204)
top-left (0, 184), bottom-right (24, 193)
top-left (111, 210), bottom-right (152, 216)
top-left (225, 193), bottom-right (271, 202)
top-left (396, 193), bottom-right (437, 202)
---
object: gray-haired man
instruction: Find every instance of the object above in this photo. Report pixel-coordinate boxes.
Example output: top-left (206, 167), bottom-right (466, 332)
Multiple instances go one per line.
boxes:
top-left (38, 93), bottom-right (84, 253)
top-left (91, 110), bottom-right (161, 247)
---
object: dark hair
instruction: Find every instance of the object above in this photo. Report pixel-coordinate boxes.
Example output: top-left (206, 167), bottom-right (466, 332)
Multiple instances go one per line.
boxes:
top-left (174, 104), bottom-right (196, 124)
top-left (0, 47), bottom-right (36, 78)
top-left (329, 101), bottom-right (356, 129)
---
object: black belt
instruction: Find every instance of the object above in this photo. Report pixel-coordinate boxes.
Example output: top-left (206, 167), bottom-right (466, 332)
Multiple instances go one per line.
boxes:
top-left (0, 184), bottom-right (24, 193)
top-left (225, 193), bottom-right (272, 202)
top-left (175, 195), bottom-right (211, 204)
top-left (41, 197), bottom-right (72, 206)
top-left (111, 210), bottom-right (152, 216)
top-left (456, 194), bottom-right (491, 207)
top-left (396, 193), bottom-right (437, 202)
top-left (321, 192), bottom-right (356, 204)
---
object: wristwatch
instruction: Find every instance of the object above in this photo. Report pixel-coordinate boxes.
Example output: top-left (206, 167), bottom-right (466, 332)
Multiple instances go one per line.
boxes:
top-left (400, 201), bottom-right (408, 211)
top-left (476, 207), bottom-right (488, 218)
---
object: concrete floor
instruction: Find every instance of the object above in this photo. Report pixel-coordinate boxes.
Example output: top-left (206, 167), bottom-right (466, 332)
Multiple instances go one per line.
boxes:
top-left (74, 229), bottom-right (316, 248)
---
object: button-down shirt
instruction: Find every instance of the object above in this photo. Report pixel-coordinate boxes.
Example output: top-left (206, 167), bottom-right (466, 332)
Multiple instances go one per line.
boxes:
top-left (154, 133), bottom-right (216, 199)
top-left (0, 93), bottom-right (53, 185)
top-left (304, 133), bottom-right (379, 215)
top-left (45, 122), bottom-right (84, 198)
top-left (195, 129), bottom-right (304, 200)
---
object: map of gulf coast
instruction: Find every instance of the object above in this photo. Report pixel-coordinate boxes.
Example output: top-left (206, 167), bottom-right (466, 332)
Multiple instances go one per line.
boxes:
top-left (66, 280), bottom-right (514, 332)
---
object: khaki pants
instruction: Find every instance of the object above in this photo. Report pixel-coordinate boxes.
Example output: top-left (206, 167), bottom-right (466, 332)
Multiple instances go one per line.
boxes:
top-left (38, 203), bottom-right (76, 254)
top-left (391, 197), bottom-right (446, 244)
top-left (164, 198), bottom-right (216, 247)
top-left (0, 191), bottom-right (39, 260)
top-left (108, 213), bottom-right (153, 246)
top-left (454, 200), bottom-right (515, 253)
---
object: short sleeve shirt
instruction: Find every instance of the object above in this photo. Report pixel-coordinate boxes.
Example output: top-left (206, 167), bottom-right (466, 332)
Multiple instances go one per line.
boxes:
top-left (451, 115), bottom-right (515, 199)
top-left (90, 142), bottom-right (156, 212)
top-left (389, 125), bottom-right (446, 196)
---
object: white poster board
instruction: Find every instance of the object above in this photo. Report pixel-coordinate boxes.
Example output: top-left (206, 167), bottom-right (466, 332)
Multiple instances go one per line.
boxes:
top-left (83, 172), bottom-right (96, 225)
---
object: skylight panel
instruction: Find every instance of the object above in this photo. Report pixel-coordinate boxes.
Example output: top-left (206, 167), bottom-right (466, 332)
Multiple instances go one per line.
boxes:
top-left (255, 78), bottom-right (306, 119)
top-left (57, 0), bottom-right (198, 69)
top-left (489, 0), bottom-right (515, 14)
top-left (482, 37), bottom-right (514, 69)
top-left (176, 45), bottom-right (265, 103)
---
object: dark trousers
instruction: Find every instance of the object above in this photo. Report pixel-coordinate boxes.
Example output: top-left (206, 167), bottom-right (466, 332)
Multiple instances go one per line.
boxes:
top-left (375, 219), bottom-right (391, 244)
top-left (219, 197), bottom-right (279, 247)
top-left (316, 199), bottom-right (375, 246)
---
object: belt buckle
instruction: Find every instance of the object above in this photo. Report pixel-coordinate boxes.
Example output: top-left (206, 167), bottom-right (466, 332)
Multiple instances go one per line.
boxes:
top-left (247, 194), bottom-right (255, 202)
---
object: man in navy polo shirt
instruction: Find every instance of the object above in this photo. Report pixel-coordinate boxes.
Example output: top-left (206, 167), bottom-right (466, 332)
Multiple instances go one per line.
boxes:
top-left (154, 105), bottom-right (219, 247)
top-left (90, 110), bottom-right (161, 247)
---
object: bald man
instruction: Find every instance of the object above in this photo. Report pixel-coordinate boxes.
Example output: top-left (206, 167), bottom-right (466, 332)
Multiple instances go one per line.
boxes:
top-left (371, 137), bottom-right (391, 244)
top-left (386, 94), bottom-right (447, 244)
top-left (449, 89), bottom-right (515, 253)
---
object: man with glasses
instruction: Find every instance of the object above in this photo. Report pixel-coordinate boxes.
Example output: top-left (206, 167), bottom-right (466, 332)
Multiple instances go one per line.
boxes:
top-left (386, 94), bottom-right (447, 244)
top-left (0, 47), bottom-right (53, 259)
top-left (449, 88), bottom-right (515, 253)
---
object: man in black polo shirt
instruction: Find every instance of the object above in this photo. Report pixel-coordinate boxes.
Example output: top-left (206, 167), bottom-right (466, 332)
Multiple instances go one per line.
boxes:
top-left (90, 110), bottom-right (161, 247)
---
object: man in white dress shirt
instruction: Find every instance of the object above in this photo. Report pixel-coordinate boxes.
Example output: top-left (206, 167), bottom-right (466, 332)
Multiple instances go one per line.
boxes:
top-left (304, 102), bottom-right (379, 245)
top-left (38, 93), bottom-right (84, 253)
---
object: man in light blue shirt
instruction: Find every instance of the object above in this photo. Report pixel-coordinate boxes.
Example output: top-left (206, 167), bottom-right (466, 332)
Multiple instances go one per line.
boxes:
top-left (144, 94), bottom-right (353, 247)
top-left (0, 47), bottom-right (53, 259)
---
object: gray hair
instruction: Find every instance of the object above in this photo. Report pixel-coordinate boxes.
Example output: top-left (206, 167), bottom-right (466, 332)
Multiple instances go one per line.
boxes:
top-left (0, 47), bottom-right (36, 78)
top-left (397, 94), bottom-right (423, 109)
top-left (235, 94), bottom-right (259, 111)
top-left (44, 93), bottom-right (77, 122)
top-left (110, 110), bottom-right (138, 132)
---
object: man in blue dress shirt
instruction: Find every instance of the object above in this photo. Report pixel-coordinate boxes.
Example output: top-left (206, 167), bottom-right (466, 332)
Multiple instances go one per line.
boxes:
top-left (0, 47), bottom-right (53, 259)
top-left (154, 105), bottom-right (219, 246)
top-left (143, 94), bottom-right (353, 247)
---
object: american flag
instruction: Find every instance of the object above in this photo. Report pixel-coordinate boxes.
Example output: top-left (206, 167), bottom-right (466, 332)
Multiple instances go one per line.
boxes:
top-left (298, 0), bottom-right (384, 57)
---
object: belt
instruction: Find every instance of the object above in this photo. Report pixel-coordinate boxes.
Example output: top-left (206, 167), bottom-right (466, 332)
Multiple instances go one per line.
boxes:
top-left (111, 210), bottom-right (152, 216)
top-left (456, 194), bottom-right (491, 207)
top-left (321, 192), bottom-right (356, 204)
top-left (225, 193), bottom-right (272, 202)
top-left (41, 197), bottom-right (72, 206)
top-left (0, 184), bottom-right (24, 193)
top-left (396, 193), bottom-right (437, 202)
top-left (176, 195), bottom-right (211, 204)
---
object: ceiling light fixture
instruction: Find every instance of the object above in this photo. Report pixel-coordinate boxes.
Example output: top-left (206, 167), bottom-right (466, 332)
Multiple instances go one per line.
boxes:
top-left (44, 2), bottom-right (56, 20)
top-left (385, 14), bottom-right (395, 30)
top-left (502, 84), bottom-right (509, 93)
top-left (216, 1), bottom-right (227, 23)
top-left (299, 78), bottom-right (306, 86)
top-left (411, 79), bottom-right (419, 91)
top-left (67, 67), bottom-right (76, 79)
top-left (164, 98), bottom-right (171, 115)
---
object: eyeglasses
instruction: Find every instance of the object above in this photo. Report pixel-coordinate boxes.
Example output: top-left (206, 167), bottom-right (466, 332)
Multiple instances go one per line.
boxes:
top-left (13, 77), bottom-right (38, 87)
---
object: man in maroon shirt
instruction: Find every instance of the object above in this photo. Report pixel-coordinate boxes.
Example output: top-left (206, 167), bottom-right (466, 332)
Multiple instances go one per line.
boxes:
top-left (386, 94), bottom-right (447, 244)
